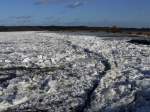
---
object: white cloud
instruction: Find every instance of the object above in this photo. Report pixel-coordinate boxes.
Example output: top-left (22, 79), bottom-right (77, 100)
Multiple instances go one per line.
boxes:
top-left (34, 0), bottom-right (89, 6)
top-left (67, 1), bottom-right (83, 8)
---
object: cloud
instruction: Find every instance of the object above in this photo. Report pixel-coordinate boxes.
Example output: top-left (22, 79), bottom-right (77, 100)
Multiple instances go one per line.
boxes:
top-left (34, 0), bottom-right (69, 5)
top-left (14, 16), bottom-right (32, 20)
top-left (34, 0), bottom-right (87, 7)
top-left (12, 16), bottom-right (32, 24)
top-left (34, 0), bottom-right (50, 5)
top-left (67, 1), bottom-right (83, 8)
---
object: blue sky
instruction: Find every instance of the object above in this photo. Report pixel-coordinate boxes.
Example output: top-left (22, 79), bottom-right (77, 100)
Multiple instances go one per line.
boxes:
top-left (0, 0), bottom-right (150, 27)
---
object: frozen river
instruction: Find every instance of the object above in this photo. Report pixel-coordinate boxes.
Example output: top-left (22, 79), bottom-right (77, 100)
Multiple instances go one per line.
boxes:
top-left (0, 31), bottom-right (149, 112)
top-left (50, 31), bottom-right (150, 40)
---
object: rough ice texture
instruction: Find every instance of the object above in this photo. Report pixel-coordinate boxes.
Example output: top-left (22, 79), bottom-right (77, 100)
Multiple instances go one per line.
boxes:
top-left (0, 32), bottom-right (149, 112)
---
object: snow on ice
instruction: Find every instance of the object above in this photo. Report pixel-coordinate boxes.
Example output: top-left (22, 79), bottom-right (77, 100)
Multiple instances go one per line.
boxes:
top-left (0, 31), bottom-right (149, 112)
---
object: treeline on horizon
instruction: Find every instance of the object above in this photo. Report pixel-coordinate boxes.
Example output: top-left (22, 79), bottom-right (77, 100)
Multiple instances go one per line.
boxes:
top-left (0, 26), bottom-right (150, 33)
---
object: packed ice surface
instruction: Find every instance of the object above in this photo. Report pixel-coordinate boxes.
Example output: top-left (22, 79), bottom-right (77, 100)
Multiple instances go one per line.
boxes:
top-left (0, 31), bottom-right (149, 112)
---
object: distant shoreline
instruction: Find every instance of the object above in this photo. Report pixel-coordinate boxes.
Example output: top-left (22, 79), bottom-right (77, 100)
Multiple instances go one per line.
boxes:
top-left (0, 26), bottom-right (150, 37)
top-left (0, 26), bottom-right (150, 32)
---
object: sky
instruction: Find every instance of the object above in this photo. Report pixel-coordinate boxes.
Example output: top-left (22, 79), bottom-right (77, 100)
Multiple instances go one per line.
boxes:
top-left (0, 0), bottom-right (150, 27)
